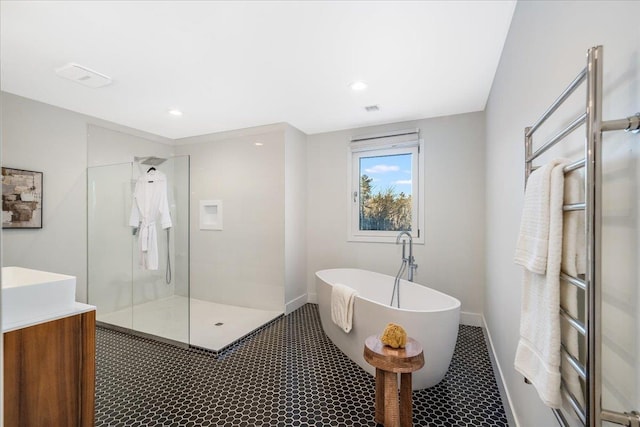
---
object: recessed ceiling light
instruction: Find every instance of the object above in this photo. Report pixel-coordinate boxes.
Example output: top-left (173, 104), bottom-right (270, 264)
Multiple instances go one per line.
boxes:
top-left (349, 81), bottom-right (368, 91)
top-left (254, 142), bottom-right (264, 146)
top-left (168, 109), bottom-right (183, 116)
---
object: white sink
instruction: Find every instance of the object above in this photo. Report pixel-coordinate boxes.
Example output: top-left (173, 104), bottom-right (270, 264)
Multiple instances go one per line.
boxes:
top-left (2, 266), bottom-right (77, 328)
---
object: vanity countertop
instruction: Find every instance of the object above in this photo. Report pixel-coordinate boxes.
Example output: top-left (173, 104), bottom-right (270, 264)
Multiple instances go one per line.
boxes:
top-left (3, 302), bottom-right (95, 333)
top-left (2, 266), bottom-right (95, 332)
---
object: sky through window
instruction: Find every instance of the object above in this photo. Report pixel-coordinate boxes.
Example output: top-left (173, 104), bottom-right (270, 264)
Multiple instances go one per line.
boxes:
top-left (359, 153), bottom-right (412, 196)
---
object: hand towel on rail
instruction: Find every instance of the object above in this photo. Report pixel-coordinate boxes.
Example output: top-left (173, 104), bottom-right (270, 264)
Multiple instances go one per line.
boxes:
top-left (514, 161), bottom-right (561, 274)
top-left (514, 159), bottom-right (566, 408)
top-left (331, 283), bottom-right (358, 333)
top-left (560, 169), bottom-right (586, 408)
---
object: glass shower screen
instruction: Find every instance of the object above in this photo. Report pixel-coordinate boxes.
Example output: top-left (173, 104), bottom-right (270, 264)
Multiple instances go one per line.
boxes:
top-left (87, 156), bottom-right (190, 346)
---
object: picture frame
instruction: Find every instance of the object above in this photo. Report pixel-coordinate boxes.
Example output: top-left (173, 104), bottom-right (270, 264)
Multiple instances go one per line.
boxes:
top-left (2, 167), bottom-right (43, 229)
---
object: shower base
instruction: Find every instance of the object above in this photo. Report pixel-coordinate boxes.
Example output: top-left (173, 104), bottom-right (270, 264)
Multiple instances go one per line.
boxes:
top-left (97, 295), bottom-right (282, 352)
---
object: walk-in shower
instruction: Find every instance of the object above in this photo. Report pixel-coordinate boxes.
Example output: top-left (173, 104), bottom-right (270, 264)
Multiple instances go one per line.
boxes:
top-left (87, 155), bottom-right (190, 345)
top-left (87, 153), bottom-right (282, 351)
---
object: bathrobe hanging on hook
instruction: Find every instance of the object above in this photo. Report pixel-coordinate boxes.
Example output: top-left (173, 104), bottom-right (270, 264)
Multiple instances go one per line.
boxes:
top-left (129, 169), bottom-right (172, 270)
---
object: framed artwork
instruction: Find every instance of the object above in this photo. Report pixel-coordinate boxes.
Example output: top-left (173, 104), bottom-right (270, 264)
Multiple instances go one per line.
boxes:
top-left (2, 167), bottom-right (43, 229)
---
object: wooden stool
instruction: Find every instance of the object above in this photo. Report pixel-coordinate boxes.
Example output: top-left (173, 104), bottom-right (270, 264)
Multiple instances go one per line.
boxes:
top-left (363, 335), bottom-right (424, 427)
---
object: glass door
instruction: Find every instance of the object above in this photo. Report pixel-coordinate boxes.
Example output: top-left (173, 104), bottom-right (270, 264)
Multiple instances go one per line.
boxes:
top-left (87, 162), bottom-right (134, 330)
top-left (88, 156), bottom-right (190, 346)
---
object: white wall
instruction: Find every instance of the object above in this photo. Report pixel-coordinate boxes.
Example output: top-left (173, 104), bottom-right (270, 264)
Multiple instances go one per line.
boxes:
top-left (284, 124), bottom-right (308, 314)
top-left (87, 124), bottom-right (173, 167)
top-left (175, 125), bottom-right (286, 312)
top-left (484, 2), bottom-right (640, 425)
top-left (2, 93), bottom-right (89, 301)
top-left (306, 112), bottom-right (486, 320)
top-left (1, 92), bottom-right (174, 303)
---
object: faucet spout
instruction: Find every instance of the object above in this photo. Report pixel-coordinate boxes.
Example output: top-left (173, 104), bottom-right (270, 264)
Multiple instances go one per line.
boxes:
top-left (395, 230), bottom-right (412, 245)
top-left (395, 231), bottom-right (417, 282)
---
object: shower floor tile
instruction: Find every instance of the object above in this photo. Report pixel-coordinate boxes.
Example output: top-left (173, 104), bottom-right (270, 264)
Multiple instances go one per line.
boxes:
top-left (96, 303), bottom-right (510, 427)
top-left (97, 295), bottom-right (282, 351)
top-left (189, 298), bottom-right (282, 351)
top-left (97, 295), bottom-right (190, 344)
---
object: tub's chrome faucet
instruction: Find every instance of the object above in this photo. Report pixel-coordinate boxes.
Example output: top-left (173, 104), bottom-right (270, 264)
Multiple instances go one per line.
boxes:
top-left (396, 231), bottom-right (418, 282)
top-left (390, 231), bottom-right (418, 308)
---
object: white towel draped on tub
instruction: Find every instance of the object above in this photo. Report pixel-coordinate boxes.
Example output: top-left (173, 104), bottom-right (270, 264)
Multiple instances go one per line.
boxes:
top-left (514, 159), bottom-right (566, 408)
top-left (331, 283), bottom-right (358, 333)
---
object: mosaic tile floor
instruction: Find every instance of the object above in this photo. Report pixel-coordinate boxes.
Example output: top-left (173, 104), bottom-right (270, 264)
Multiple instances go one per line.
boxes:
top-left (96, 304), bottom-right (508, 426)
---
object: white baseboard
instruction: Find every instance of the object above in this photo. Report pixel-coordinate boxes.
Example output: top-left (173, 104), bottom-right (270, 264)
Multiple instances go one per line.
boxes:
top-left (285, 293), bottom-right (308, 315)
top-left (482, 315), bottom-right (519, 427)
top-left (460, 311), bottom-right (483, 326)
top-left (307, 292), bottom-right (317, 304)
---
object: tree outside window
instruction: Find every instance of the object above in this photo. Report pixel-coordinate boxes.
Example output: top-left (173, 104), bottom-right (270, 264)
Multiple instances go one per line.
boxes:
top-left (349, 139), bottom-right (423, 243)
top-left (358, 153), bottom-right (412, 231)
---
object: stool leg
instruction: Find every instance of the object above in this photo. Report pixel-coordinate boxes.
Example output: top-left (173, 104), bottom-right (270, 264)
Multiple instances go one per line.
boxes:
top-left (384, 371), bottom-right (400, 427)
top-left (400, 373), bottom-right (412, 427)
top-left (375, 368), bottom-right (385, 424)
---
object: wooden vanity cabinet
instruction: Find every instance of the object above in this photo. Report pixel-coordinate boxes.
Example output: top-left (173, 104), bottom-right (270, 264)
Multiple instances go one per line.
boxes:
top-left (4, 310), bottom-right (95, 427)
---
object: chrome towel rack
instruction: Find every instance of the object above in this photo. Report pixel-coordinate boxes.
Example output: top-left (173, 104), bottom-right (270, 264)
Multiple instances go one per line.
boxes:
top-left (524, 45), bottom-right (640, 427)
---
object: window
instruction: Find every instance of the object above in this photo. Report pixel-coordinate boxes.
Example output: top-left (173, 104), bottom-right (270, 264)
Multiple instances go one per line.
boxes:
top-left (348, 130), bottom-right (424, 243)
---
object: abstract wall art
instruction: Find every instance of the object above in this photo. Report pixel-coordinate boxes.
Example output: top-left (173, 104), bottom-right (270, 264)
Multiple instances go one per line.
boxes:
top-left (2, 167), bottom-right (43, 229)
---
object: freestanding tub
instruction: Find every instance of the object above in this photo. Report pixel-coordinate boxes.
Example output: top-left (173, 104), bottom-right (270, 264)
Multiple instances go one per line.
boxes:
top-left (316, 268), bottom-right (461, 390)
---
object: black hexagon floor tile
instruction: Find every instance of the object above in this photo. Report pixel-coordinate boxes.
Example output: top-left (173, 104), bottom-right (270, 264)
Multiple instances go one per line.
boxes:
top-left (96, 303), bottom-right (508, 426)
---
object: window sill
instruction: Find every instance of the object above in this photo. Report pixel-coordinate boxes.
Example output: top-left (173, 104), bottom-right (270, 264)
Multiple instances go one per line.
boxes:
top-left (347, 235), bottom-right (425, 244)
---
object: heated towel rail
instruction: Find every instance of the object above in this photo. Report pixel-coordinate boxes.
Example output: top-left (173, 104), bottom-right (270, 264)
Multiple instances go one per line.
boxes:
top-left (524, 45), bottom-right (640, 427)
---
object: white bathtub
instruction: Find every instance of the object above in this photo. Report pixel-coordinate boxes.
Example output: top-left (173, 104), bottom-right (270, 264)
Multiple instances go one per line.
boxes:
top-left (316, 268), bottom-right (461, 390)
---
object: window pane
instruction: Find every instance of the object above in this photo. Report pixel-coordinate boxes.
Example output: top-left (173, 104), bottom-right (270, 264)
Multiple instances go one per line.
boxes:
top-left (359, 153), bottom-right (412, 231)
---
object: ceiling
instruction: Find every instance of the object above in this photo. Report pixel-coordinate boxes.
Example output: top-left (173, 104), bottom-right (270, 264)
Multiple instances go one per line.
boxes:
top-left (0, 1), bottom-right (516, 139)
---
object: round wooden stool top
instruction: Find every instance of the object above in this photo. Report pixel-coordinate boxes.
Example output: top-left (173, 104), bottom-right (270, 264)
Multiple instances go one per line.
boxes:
top-left (364, 335), bottom-right (424, 373)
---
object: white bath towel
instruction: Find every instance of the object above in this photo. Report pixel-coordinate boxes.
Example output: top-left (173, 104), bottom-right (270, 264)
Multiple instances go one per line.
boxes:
top-left (514, 159), bottom-right (566, 408)
top-left (560, 169), bottom-right (586, 409)
top-left (514, 161), bottom-right (562, 274)
top-left (331, 283), bottom-right (358, 333)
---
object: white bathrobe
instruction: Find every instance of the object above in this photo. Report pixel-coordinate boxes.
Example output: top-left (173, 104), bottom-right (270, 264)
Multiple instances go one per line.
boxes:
top-left (129, 170), bottom-right (172, 270)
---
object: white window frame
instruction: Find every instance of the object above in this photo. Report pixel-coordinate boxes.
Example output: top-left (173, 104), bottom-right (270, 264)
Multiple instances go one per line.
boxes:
top-left (347, 135), bottom-right (424, 244)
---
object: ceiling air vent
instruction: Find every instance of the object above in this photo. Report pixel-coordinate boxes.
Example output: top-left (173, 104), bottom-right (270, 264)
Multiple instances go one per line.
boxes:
top-left (55, 63), bottom-right (112, 88)
top-left (365, 105), bottom-right (380, 112)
